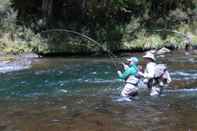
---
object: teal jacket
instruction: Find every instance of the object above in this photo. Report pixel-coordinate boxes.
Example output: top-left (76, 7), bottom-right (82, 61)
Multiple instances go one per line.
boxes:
top-left (118, 64), bottom-right (138, 80)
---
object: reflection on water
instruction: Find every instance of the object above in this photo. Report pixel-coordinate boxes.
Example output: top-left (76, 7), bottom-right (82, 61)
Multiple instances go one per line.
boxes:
top-left (0, 51), bottom-right (197, 131)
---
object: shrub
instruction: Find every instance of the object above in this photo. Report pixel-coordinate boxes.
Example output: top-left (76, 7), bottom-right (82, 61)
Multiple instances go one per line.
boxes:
top-left (123, 34), bottom-right (164, 50)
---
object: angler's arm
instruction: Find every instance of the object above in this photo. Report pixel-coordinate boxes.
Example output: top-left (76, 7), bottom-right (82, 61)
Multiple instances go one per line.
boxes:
top-left (117, 67), bottom-right (136, 80)
top-left (137, 71), bottom-right (144, 77)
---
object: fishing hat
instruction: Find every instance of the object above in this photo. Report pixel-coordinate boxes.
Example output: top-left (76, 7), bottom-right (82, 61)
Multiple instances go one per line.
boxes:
top-left (143, 52), bottom-right (156, 61)
top-left (127, 57), bottom-right (139, 64)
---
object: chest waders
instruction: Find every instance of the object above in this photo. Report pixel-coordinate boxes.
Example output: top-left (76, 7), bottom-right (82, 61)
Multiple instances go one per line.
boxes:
top-left (147, 78), bottom-right (163, 95)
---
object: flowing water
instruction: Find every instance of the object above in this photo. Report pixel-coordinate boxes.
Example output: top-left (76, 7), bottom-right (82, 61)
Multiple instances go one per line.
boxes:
top-left (0, 51), bottom-right (197, 131)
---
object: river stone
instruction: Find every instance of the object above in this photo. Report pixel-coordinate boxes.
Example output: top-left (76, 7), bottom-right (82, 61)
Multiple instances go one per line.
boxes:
top-left (0, 53), bottom-right (39, 73)
top-left (156, 47), bottom-right (171, 55)
top-left (18, 53), bottom-right (40, 59)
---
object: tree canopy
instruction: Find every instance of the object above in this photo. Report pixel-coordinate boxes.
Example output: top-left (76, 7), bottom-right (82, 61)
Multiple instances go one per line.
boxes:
top-left (0, 0), bottom-right (197, 54)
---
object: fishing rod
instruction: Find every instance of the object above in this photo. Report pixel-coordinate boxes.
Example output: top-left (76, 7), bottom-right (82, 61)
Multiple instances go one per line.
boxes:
top-left (40, 29), bottom-right (125, 69)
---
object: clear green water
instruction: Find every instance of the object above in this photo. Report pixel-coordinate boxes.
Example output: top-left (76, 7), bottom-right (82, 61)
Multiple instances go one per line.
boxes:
top-left (0, 51), bottom-right (197, 131)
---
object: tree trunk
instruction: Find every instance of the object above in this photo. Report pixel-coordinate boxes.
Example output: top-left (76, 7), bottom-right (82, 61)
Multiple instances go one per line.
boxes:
top-left (42, 0), bottom-right (53, 17)
top-left (81, 0), bottom-right (87, 15)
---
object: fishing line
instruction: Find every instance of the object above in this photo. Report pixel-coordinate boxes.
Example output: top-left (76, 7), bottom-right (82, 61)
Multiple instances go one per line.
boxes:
top-left (40, 29), bottom-right (126, 91)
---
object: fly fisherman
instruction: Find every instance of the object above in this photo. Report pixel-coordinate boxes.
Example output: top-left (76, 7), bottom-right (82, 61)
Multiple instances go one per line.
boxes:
top-left (117, 57), bottom-right (142, 101)
top-left (142, 52), bottom-right (171, 96)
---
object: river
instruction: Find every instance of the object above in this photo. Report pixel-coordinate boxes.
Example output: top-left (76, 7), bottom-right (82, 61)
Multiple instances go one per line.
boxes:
top-left (0, 50), bottom-right (197, 131)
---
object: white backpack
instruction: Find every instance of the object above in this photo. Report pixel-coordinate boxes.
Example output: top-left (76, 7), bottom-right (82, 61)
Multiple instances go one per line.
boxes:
top-left (154, 64), bottom-right (171, 83)
top-left (154, 64), bottom-right (167, 78)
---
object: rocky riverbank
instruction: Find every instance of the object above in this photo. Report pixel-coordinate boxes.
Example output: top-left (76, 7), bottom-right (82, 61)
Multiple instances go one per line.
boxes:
top-left (0, 53), bottom-right (40, 73)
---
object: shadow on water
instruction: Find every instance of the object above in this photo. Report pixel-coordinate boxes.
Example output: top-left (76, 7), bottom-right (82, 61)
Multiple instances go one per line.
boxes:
top-left (0, 51), bottom-right (197, 131)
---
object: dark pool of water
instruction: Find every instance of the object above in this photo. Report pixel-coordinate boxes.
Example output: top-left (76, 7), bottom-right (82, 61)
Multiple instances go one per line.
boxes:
top-left (0, 51), bottom-right (197, 131)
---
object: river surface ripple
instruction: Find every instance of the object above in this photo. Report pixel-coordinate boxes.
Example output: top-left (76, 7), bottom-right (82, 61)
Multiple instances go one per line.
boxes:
top-left (0, 51), bottom-right (197, 131)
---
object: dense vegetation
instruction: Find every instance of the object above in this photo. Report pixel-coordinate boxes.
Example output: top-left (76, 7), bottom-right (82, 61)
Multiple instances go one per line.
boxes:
top-left (0, 0), bottom-right (197, 54)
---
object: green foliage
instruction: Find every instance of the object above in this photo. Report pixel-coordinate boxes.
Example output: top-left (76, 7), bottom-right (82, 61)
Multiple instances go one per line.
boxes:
top-left (122, 30), bottom-right (164, 50)
top-left (0, 29), bottom-right (48, 54)
top-left (111, 0), bottom-right (129, 10)
top-left (168, 9), bottom-right (189, 24)
top-left (1, 0), bottom-right (197, 54)
top-left (121, 20), bottom-right (197, 50)
top-left (0, 0), bottom-right (10, 11)
top-left (0, 1), bottom-right (48, 54)
top-left (164, 35), bottom-right (184, 48)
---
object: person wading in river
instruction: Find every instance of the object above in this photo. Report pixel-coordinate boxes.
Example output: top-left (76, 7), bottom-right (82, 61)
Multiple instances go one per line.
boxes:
top-left (143, 52), bottom-right (171, 96)
top-left (117, 57), bottom-right (141, 101)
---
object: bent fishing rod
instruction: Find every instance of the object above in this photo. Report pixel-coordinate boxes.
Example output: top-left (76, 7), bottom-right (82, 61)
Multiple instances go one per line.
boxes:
top-left (40, 29), bottom-right (125, 70)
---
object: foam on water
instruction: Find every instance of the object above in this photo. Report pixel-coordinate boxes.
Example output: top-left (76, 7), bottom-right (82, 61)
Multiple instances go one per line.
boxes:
top-left (0, 65), bottom-right (29, 73)
top-left (166, 88), bottom-right (197, 93)
top-left (116, 97), bottom-right (132, 102)
top-left (171, 71), bottom-right (197, 80)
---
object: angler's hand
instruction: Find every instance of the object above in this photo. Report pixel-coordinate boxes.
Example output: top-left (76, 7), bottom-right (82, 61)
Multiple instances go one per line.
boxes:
top-left (117, 70), bottom-right (122, 75)
top-left (138, 65), bottom-right (143, 71)
top-left (122, 63), bottom-right (129, 70)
